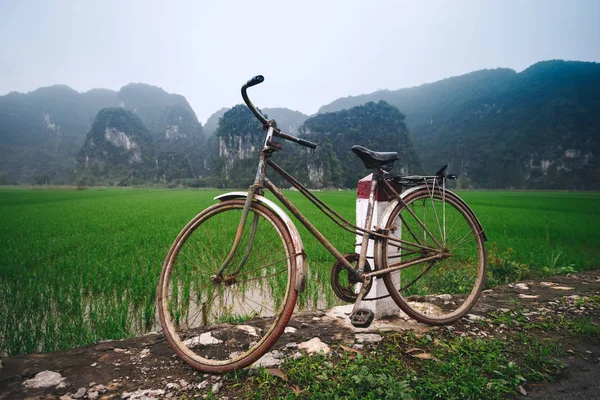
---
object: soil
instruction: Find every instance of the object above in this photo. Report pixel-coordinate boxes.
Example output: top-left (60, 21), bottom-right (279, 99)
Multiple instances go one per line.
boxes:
top-left (1, 271), bottom-right (599, 400)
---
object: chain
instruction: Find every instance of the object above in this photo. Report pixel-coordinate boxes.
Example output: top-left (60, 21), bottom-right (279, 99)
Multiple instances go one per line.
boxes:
top-left (360, 276), bottom-right (391, 301)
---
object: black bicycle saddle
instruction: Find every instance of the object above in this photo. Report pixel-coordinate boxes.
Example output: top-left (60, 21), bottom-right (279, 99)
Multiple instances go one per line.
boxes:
top-left (352, 145), bottom-right (399, 169)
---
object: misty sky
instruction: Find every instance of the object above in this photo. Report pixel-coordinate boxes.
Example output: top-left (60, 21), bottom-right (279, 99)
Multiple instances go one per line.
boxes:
top-left (1, 0), bottom-right (599, 123)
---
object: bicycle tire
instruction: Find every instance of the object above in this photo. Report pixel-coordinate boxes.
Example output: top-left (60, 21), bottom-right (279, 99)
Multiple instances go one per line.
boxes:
top-left (158, 199), bottom-right (298, 373)
top-left (380, 188), bottom-right (486, 325)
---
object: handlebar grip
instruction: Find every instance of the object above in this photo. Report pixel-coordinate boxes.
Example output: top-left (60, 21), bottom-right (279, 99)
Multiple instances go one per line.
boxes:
top-left (245, 75), bottom-right (264, 88)
top-left (298, 138), bottom-right (318, 149)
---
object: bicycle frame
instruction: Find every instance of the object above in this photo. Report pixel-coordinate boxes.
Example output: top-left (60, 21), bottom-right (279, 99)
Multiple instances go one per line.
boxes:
top-left (216, 126), bottom-right (449, 297)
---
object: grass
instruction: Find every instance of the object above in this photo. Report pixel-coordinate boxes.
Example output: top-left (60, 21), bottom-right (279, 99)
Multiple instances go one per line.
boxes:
top-left (0, 187), bottom-right (599, 356)
top-left (221, 331), bottom-right (564, 400)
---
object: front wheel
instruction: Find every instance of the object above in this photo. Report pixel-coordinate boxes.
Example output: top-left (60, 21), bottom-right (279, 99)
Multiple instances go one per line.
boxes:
top-left (157, 199), bottom-right (298, 373)
top-left (379, 188), bottom-right (487, 325)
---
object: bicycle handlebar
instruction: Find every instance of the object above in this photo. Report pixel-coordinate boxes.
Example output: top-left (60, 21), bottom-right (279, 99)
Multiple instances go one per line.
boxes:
top-left (241, 75), bottom-right (318, 150)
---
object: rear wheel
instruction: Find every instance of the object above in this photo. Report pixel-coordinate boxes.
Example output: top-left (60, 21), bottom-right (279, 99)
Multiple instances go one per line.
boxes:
top-left (380, 188), bottom-right (486, 325)
top-left (158, 199), bottom-right (297, 372)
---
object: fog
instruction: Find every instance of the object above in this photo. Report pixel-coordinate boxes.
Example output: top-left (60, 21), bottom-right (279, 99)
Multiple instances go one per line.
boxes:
top-left (0, 0), bottom-right (598, 122)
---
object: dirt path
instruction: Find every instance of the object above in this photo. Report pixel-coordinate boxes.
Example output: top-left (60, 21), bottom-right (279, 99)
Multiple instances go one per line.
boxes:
top-left (1, 271), bottom-right (599, 399)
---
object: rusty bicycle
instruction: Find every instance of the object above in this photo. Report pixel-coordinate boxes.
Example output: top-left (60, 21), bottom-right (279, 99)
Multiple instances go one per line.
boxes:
top-left (157, 76), bottom-right (487, 373)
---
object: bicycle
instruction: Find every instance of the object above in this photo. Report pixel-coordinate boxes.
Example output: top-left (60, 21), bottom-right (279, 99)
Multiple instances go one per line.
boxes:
top-left (157, 75), bottom-right (488, 373)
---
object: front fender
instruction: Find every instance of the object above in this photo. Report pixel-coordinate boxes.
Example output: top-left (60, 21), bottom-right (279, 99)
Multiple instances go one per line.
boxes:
top-left (214, 191), bottom-right (306, 293)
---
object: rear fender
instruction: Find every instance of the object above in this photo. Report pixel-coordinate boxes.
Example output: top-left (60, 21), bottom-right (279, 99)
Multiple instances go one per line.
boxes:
top-left (214, 191), bottom-right (306, 293)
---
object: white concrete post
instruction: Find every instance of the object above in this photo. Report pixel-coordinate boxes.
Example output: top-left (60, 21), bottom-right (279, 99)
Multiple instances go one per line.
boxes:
top-left (355, 173), bottom-right (400, 318)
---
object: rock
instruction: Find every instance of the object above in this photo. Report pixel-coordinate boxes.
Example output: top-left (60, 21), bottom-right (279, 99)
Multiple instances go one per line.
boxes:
top-left (540, 282), bottom-right (558, 287)
top-left (292, 352), bottom-right (303, 359)
top-left (284, 326), bottom-right (297, 334)
top-left (514, 283), bottom-right (529, 290)
top-left (355, 333), bottom-right (383, 344)
top-left (183, 332), bottom-right (223, 346)
top-left (88, 391), bottom-right (99, 400)
top-left (298, 337), bottom-right (331, 355)
top-left (518, 385), bottom-right (527, 396)
top-left (236, 325), bottom-right (259, 337)
top-left (23, 370), bottom-right (67, 389)
top-left (353, 344), bottom-right (364, 350)
top-left (93, 384), bottom-right (108, 394)
top-left (312, 317), bottom-right (321, 321)
top-left (94, 343), bottom-right (115, 351)
top-left (551, 286), bottom-right (574, 291)
top-left (139, 348), bottom-right (150, 358)
top-left (272, 350), bottom-right (285, 359)
top-left (123, 389), bottom-right (166, 400)
top-left (212, 381), bottom-right (223, 395)
top-left (301, 322), bottom-right (309, 328)
top-left (179, 379), bottom-right (189, 388)
top-left (72, 387), bottom-right (87, 399)
top-left (467, 314), bottom-right (486, 322)
top-left (518, 294), bottom-right (539, 299)
top-left (90, 362), bottom-right (97, 367)
top-left (251, 351), bottom-right (284, 368)
top-left (197, 380), bottom-right (210, 390)
top-left (166, 382), bottom-right (181, 390)
top-left (566, 295), bottom-right (581, 300)
top-left (437, 294), bottom-right (452, 301)
top-left (285, 342), bottom-right (298, 349)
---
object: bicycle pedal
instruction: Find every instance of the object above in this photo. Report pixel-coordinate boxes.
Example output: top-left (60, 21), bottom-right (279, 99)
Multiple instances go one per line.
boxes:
top-left (350, 308), bottom-right (375, 328)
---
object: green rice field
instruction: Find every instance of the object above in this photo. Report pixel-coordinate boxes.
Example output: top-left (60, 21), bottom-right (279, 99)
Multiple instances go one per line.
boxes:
top-left (0, 187), bottom-right (598, 356)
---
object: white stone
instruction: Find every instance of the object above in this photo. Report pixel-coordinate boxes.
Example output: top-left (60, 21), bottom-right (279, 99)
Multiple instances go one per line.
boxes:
top-left (565, 295), bottom-right (581, 300)
top-left (23, 370), bottom-right (67, 389)
top-left (437, 294), bottom-right (453, 301)
top-left (540, 282), bottom-right (558, 287)
top-left (139, 348), bottom-right (150, 358)
top-left (88, 391), bottom-right (99, 400)
top-left (514, 283), bottom-right (529, 290)
top-left (467, 314), bottom-right (486, 322)
top-left (212, 381), bottom-right (223, 394)
top-left (183, 332), bottom-right (223, 346)
top-left (355, 333), bottom-right (383, 344)
top-left (518, 294), bottom-right (539, 299)
top-left (122, 389), bottom-right (166, 400)
top-left (285, 342), bottom-right (298, 349)
top-left (72, 387), bottom-right (87, 399)
top-left (90, 362), bottom-right (97, 367)
top-left (236, 325), bottom-right (259, 337)
top-left (551, 286), bottom-right (574, 291)
top-left (179, 379), bottom-right (189, 388)
top-left (284, 326), bottom-right (297, 334)
top-left (298, 337), bottom-right (331, 354)
top-left (197, 380), bottom-right (210, 390)
top-left (251, 351), bottom-right (284, 368)
top-left (93, 384), bottom-right (107, 394)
